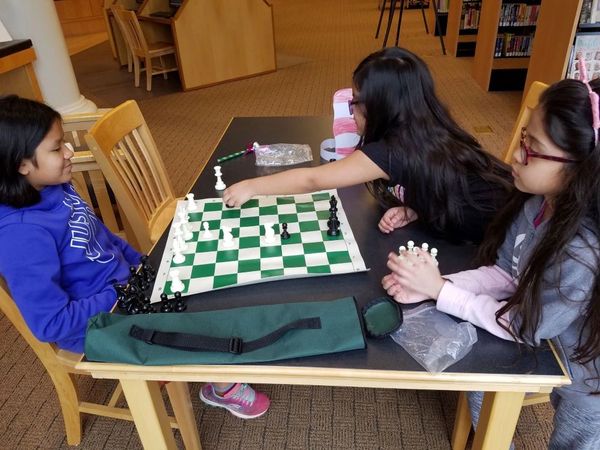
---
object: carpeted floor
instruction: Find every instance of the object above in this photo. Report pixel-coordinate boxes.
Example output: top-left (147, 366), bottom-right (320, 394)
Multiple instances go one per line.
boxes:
top-left (0, 1), bottom-right (555, 448)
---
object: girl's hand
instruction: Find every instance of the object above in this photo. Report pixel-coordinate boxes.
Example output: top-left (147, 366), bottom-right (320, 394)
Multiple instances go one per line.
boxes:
top-left (381, 273), bottom-right (430, 304)
top-left (222, 180), bottom-right (255, 208)
top-left (378, 207), bottom-right (418, 233)
top-left (386, 249), bottom-right (445, 300)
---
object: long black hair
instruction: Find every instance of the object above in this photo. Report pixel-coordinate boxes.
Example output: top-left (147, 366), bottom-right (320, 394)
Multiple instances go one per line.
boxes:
top-left (352, 47), bottom-right (511, 240)
top-left (478, 79), bottom-right (600, 371)
top-left (0, 95), bottom-right (61, 208)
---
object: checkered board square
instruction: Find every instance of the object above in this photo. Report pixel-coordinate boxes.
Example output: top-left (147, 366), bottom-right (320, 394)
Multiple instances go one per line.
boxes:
top-left (150, 189), bottom-right (368, 302)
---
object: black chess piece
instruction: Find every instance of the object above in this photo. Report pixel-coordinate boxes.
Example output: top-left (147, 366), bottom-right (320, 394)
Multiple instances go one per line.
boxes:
top-left (160, 301), bottom-right (173, 313)
top-left (329, 195), bottom-right (338, 209)
top-left (280, 222), bottom-right (291, 240)
top-left (327, 211), bottom-right (340, 236)
top-left (174, 291), bottom-right (187, 312)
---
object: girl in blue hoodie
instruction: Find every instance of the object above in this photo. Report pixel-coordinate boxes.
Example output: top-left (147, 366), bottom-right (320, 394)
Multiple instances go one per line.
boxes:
top-left (0, 96), bottom-right (269, 419)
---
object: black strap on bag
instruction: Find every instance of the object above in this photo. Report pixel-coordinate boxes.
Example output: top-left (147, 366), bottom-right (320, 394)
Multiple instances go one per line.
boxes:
top-left (129, 317), bottom-right (322, 354)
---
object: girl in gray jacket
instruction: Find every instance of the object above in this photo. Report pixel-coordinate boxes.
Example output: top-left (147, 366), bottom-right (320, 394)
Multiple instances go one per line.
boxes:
top-left (383, 75), bottom-right (600, 449)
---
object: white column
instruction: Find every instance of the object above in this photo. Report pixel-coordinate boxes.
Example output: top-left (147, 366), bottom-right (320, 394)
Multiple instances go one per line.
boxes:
top-left (0, 0), bottom-right (96, 114)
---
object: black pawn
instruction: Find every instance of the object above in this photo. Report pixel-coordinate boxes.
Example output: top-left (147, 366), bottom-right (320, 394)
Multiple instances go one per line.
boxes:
top-left (280, 222), bottom-right (291, 240)
top-left (174, 291), bottom-right (187, 312)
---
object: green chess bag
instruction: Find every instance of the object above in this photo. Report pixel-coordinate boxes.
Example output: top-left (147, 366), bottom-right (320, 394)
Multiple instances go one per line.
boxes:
top-left (85, 297), bottom-right (366, 365)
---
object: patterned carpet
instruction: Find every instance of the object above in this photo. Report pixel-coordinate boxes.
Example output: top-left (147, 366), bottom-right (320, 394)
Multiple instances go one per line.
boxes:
top-left (0, 1), bottom-right (554, 449)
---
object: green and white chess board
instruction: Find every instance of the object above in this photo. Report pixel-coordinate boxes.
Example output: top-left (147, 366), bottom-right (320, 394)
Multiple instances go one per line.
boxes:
top-left (150, 189), bottom-right (368, 302)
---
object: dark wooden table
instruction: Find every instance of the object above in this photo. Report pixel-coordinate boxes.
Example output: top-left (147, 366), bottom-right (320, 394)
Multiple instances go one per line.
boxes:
top-left (79, 117), bottom-right (569, 450)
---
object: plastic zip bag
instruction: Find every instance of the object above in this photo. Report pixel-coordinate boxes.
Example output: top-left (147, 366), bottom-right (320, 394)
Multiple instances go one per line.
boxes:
top-left (391, 303), bottom-right (478, 373)
top-left (254, 143), bottom-right (313, 166)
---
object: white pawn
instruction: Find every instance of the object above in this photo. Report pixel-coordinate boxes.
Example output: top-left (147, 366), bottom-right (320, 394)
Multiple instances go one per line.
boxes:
top-left (222, 226), bottom-right (234, 248)
top-left (202, 222), bottom-right (212, 239)
top-left (398, 245), bottom-right (407, 253)
top-left (174, 227), bottom-right (188, 252)
top-left (186, 193), bottom-right (197, 212)
top-left (264, 222), bottom-right (275, 244)
top-left (421, 242), bottom-right (429, 253)
top-left (177, 210), bottom-right (189, 224)
top-left (181, 221), bottom-right (193, 240)
top-left (407, 240), bottom-right (415, 253)
top-left (169, 269), bottom-right (185, 293)
top-left (172, 239), bottom-right (185, 264)
top-left (430, 248), bottom-right (439, 266)
top-left (214, 165), bottom-right (226, 190)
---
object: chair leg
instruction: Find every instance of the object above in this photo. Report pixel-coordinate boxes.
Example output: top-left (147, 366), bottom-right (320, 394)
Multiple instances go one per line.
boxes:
top-left (145, 57), bottom-right (153, 91)
top-left (375, 0), bottom-right (387, 38)
top-left (49, 371), bottom-right (82, 445)
top-left (451, 392), bottom-right (471, 450)
top-left (165, 382), bottom-right (202, 450)
top-left (127, 50), bottom-right (133, 73)
top-left (159, 56), bottom-right (168, 80)
top-left (133, 57), bottom-right (141, 88)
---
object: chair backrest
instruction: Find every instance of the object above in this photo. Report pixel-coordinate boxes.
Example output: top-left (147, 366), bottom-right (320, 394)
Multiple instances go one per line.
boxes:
top-left (111, 5), bottom-right (149, 58)
top-left (504, 81), bottom-right (549, 163)
top-left (85, 100), bottom-right (177, 253)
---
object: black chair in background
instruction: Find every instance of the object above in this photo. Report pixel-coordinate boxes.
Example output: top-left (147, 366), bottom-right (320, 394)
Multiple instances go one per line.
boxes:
top-left (375, 0), bottom-right (446, 55)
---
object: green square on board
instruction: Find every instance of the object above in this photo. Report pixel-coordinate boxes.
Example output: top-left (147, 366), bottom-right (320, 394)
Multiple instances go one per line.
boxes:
top-left (261, 268), bottom-right (284, 278)
top-left (316, 210), bottom-right (330, 220)
top-left (281, 233), bottom-right (302, 245)
top-left (312, 192), bottom-right (331, 202)
top-left (276, 196), bottom-right (295, 205)
top-left (296, 202), bottom-right (315, 213)
top-left (278, 213), bottom-right (298, 224)
top-left (203, 202), bottom-right (223, 212)
top-left (239, 259), bottom-right (261, 273)
top-left (188, 212), bottom-right (203, 222)
top-left (216, 250), bottom-right (239, 262)
top-left (240, 216), bottom-right (259, 227)
top-left (322, 230), bottom-right (343, 241)
top-left (283, 255), bottom-right (306, 268)
top-left (239, 236), bottom-right (260, 249)
top-left (261, 246), bottom-right (282, 258)
top-left (213, 274), bottom-right (238, 289)
top-left (196, 240), bottom-right (218, 253)
top-left (259, 205), bottom-right (278, 216)
top-left (327, 251), bottom-right (351, 265)
top-left (191, 264), bottom-right (215, 278)
top-left (303, 242), bottom-right (325, 254)
top-left (307, 265), bottom-right (332, 274)
top-left (221, 209), bottom-right (241, 219)
top-left (241, 199), bottom-right (259, 208)
top-left (299, 221), bottom-right (320, 232)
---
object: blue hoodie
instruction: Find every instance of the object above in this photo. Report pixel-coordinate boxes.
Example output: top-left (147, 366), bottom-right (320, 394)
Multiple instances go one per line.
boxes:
top-left (0, 184), bottom-right (141, 353)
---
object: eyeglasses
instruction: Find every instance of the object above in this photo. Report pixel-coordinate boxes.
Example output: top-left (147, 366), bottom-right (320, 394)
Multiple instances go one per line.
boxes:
top-left (519, 128), bottom-right (578, 166)
top-left (348, 99), bottom-right (361, 115)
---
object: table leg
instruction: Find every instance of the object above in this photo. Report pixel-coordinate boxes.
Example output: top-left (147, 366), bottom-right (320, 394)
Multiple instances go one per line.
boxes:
top-left (165, 381), bottom-right (202, 450)
top-left (120, 379), bottom-right (178, 450)
top-left (472, 391), bottom-right (525, 450)
top-left (451, 392), bottom-right (471, 450)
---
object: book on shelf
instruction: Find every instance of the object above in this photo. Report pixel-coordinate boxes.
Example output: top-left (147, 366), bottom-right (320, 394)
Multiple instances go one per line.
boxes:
top-left (498, 3), bottom-right (540, 27)
top-left (406, 0), bottom-right (430, 8)
top-left (566, 33), bottom-right (600, 80)
top-left (494, 32), bottom-right (535, 57)
top-left (460, 1), bottom-right (481, 30)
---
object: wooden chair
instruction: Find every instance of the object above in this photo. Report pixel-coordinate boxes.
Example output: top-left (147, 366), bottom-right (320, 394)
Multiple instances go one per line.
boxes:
top-left (0, 278), bottom-right (199, 447)
top-left (110, 5), bottom-right (178, 91)
top-left (503, 81), bottom-right (549, 163)
top-left (62, 110), bottom-right (139, 248)
top-left (85, 100), bottom-right (179, 254)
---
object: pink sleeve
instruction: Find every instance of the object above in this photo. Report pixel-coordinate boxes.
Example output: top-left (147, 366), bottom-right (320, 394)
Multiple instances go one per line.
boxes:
top-left (436, 280), bottom-right (516, 342)
top-left (445, 265), bottom-right (516, 297)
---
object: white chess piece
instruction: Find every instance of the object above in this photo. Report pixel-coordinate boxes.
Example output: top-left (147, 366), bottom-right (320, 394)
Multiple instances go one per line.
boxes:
top-left (172, 239), bottom-right (185, 264)
top-left (222, 226), bottom-right (234, 248)
top-left (177, 210), bottom-right (189, 224)
top-left (186, 193), bottom-right (197, 211)
top-left (202, 222), bottom-right (212, 239)
top-left (174, 227), bottom-right (188, 252)
top-left (181, 221), bottom-right (193, 240)
top-left (398, 245), bottom-right (407, 253)
top-left (214, 165), bottom-right (226, 190)
top-left (264, 222), bottom-right (275, 244)
top-left (407, 240), bottom-right (415, 253)
top-left (430, 248), bottom-right (439, 266)
top-left (169, 269), bottom-right (185, 293)
top-left (252, 142), bottom-right (260, 151)
top-left (421, 242), bottom-right (429, 253)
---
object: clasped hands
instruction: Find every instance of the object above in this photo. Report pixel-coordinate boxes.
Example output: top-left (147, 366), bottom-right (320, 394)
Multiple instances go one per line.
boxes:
top-left (382, 248), bottom-right (445, 304)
